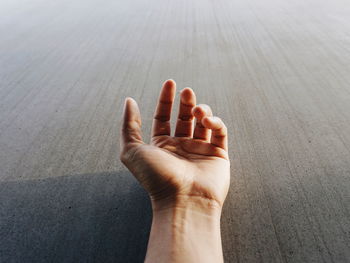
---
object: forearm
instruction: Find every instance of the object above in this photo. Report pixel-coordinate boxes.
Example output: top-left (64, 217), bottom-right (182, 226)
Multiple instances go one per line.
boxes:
top-left (145, 197), bottom-right (224, 263)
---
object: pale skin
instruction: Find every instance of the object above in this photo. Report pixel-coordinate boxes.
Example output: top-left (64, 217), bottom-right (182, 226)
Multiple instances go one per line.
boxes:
top-left (120, 79), bottom-right (230, 263)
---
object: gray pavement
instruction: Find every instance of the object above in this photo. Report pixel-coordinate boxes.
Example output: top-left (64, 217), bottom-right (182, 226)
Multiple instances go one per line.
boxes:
top-left (1, 0), bottom-right (350, 262)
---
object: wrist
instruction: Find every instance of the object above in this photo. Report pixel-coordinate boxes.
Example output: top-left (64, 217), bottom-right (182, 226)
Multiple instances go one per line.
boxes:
top-left (151, 194), bottom-right (223, 216)
top-left (151, 198), bottom-right (222, 232)
top-left (145, 195), bottom-right (224, 263)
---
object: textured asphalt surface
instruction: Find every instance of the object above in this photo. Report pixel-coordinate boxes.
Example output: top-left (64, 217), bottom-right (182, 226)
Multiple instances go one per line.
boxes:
top-left (1, 0), bottom-right (350, 262)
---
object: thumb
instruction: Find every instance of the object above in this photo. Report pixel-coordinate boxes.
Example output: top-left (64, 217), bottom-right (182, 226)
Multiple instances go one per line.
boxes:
top-left (120, 97), bottom-right (143, 150)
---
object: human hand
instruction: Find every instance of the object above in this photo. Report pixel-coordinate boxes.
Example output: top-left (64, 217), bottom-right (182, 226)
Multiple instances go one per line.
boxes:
top-left (120, 79), bottom-right (230, 213)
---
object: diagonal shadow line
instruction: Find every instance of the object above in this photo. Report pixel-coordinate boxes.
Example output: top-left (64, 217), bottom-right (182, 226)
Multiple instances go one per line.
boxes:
top-left (0, 171), bottom-right (152, 263)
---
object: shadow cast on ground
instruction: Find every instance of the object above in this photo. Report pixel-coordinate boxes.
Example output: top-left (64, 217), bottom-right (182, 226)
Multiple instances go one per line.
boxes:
top-left (0, 171), bottom-right (152, 263)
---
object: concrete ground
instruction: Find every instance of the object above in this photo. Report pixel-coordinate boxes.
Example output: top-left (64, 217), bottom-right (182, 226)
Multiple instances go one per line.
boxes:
top-left (1, 0), bottom-right (350, 262)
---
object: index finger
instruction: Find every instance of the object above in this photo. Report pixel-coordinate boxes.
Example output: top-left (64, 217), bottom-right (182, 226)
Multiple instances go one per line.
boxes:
top-left (151, 79), bottom-right (176, 137)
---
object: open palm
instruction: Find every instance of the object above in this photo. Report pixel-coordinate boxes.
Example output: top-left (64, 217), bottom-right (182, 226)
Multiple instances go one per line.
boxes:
top-left (120, 80), bottom-right (230, 210)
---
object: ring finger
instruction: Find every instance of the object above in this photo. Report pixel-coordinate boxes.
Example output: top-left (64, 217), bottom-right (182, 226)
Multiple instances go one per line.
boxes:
top-left (192, 104), bottom-right (213, 141)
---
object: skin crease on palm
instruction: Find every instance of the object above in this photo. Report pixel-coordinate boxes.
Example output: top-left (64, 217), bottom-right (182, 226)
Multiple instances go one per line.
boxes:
top-left (120, 79), bottom-right (231, 211)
